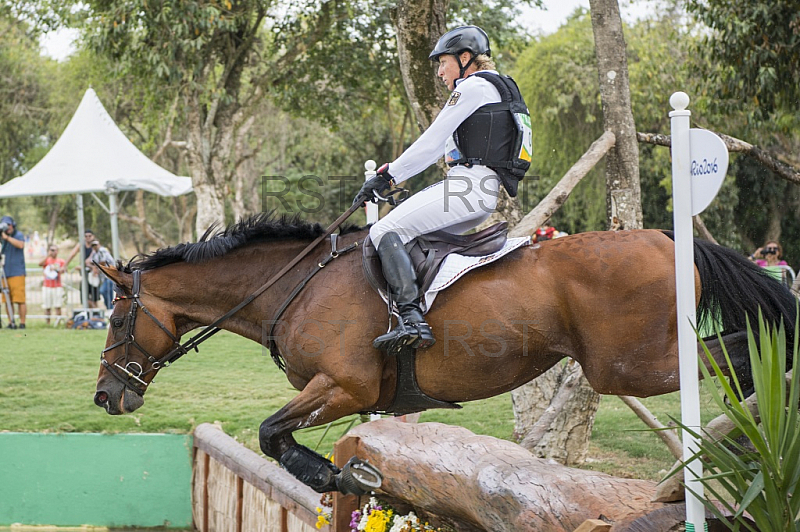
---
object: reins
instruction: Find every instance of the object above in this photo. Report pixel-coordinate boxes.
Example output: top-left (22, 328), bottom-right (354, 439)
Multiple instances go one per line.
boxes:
top-left (102, 203), bottom-right (364, 395)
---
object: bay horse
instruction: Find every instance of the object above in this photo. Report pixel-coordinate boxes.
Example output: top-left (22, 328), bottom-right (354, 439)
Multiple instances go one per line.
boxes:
top-left (94, 213), bottom-right (797, 494)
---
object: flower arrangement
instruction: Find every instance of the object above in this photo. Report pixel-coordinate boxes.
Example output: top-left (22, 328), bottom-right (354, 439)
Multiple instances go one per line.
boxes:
top-left (316, 493), bottom-right (333, 529)
top-left (351, 497), bottom-right (445, 532)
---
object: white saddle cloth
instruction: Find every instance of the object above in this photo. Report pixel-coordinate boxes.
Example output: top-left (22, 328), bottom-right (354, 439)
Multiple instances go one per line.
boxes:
top-left (422, 236), bottom-right (531, 312)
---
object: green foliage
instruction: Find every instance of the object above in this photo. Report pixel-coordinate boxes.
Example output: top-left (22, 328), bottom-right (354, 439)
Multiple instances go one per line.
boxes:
top-left (685, 0), bottom-right (800, 121)
top-left (81, 0), bottom-right (269, 89)
top-left (676, 309), bottom-right (800, 531)
top-left (0, 13), bottom-right (55, 184)
top-left (512, 9), bottom-right (605, 233)
top-left (512, 9), bottom-right (699, 233)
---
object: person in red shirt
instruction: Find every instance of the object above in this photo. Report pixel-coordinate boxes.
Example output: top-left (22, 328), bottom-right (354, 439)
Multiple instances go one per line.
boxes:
top-left (39, 245), bottom-right (66, 325)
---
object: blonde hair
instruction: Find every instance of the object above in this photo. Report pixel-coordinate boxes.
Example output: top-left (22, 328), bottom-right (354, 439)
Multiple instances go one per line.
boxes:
top-left (473, 54), bottom-right (496, 71)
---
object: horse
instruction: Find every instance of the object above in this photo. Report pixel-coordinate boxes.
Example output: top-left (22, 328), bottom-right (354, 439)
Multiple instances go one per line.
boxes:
top-left (93, 213), bottom-right (797, 495)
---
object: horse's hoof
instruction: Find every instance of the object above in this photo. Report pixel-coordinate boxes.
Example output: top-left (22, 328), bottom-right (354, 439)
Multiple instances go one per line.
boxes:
top-left (336, 457), bottom-right (383, 495)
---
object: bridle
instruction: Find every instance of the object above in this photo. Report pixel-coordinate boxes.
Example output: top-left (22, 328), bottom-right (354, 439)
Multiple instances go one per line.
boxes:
top-left (101, 269), bottom-right (191, 396)
top-left (99, 203), bottom-right (368, 397)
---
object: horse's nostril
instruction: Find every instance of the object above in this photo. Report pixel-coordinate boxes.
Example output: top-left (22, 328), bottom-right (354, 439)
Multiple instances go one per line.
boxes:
top-left (94, 391), bottom-right (109, 406)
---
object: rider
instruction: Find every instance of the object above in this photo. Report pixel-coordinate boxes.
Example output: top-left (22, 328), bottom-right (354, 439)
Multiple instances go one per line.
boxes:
top-left (353, 25), bottom-right (522, 352)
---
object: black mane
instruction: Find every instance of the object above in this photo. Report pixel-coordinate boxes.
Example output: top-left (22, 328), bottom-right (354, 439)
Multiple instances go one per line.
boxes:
top-left (121, 212), bottom-right (363, 272)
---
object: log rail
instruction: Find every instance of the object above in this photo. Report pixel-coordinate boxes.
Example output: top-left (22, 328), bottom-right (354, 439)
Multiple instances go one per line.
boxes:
top-left (192, 423), bottom-right (327, 532)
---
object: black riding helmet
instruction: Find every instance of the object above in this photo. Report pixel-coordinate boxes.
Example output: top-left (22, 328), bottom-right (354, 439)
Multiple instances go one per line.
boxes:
top-left (429, 25), bottom-right (491, 81)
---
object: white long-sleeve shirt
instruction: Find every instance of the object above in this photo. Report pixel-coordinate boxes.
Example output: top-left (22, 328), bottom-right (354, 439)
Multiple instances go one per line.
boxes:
top-left (387, 70), bottom-right (502, 184)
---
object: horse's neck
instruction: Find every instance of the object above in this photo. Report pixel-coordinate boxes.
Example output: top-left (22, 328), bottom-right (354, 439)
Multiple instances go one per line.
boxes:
top-left (154, 241), bottom-right (312, 342)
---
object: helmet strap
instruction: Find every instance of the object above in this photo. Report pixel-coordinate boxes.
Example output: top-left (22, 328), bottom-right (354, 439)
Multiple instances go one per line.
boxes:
top-left (456, 53), bottom-right (476, 81)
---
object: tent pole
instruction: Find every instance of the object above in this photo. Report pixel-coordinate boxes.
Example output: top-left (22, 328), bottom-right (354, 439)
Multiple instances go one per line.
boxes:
top-left (108, 190), bottom-right (120, 260)
top-left (76, 194), bottom-right (88, 308)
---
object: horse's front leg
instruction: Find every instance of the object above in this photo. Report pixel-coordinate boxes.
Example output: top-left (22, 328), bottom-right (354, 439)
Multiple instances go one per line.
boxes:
top-left (259, 373), bottom-right (382, 495)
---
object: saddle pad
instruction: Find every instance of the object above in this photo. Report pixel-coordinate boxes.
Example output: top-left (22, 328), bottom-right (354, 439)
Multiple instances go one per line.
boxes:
top-left (423, 236), bottom-right (531, 312)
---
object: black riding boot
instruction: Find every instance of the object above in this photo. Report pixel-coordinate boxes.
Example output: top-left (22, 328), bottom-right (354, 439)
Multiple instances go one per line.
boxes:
top-left (373, 232), bottom-right (436, 352)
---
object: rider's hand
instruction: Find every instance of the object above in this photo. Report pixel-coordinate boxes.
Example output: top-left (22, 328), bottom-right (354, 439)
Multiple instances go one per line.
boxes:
top-left (352, 163), bottom-right (394, 207)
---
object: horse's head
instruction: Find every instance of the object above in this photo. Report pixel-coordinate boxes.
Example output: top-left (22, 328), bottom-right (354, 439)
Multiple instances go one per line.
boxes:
top-left (93, 264), bottom-right (181, 415)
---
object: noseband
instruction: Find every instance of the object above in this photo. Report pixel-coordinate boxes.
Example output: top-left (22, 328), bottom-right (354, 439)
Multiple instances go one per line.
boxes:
top-left (101, 269), bottom-right (196, 396)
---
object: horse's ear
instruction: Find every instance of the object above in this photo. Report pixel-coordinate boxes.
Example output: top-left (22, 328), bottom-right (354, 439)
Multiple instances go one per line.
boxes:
top-left (97, 263), bottom-right (132, 295)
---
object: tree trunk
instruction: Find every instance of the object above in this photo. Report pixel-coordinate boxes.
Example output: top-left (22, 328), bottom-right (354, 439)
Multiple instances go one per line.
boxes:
top-left (185, 97), bottom-right (228, 236)
top-left (393, 0), bottom-right (450, 132)
top-left (341, 420), bottom-right (681, 532)
top-left (513, 361), bottom-right (600, 465)
top-left (589, 0), bottom-right (642, 231)
top-left (46, 198), bottom-right (61, 246)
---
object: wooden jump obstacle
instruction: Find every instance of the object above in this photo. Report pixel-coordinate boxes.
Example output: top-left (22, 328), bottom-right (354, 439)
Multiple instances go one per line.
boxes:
top-left (194, 420), bottom-right (727, 532)
top-left (192, 423), bottom-right (328, 532)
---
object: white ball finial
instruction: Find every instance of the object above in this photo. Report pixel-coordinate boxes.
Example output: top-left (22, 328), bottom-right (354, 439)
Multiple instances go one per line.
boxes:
top-left (365, 160), bottom-right (377, 172)
top-left (670, 92), bottom-right (690, 111)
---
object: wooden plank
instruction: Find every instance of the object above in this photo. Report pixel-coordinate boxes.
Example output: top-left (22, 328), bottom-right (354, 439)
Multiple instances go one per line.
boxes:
top-left (194, 424), bottom-right (324, 530)
top-left (573, 519), bottom-right (612, 532)
top-left (236, 475), bottom-right (243, 532)
top-left (203, 451), bottom-right (210, 532)
top-left (332, 435), bottom-right (361, 532)
top-left (191, 448), bottom-right (209, 532)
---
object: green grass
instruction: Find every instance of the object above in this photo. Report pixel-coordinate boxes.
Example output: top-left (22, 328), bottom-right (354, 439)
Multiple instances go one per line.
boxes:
top-left (0, 322), bottom-right (720, 481)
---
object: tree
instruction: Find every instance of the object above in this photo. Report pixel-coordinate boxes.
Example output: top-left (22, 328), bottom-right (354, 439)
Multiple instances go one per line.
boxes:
top-left (0, 13), bottom-right (53, 184)
top-left (393, 0), bottom-right (449, 131)
top-left (79, 0), bottom-right (347, 235)
top-left (588, 0), bottom-right (642, 231)
top-left (685, 0), bottom-right (800, 121)
top-left (683, 0), bottom-right (800, 264)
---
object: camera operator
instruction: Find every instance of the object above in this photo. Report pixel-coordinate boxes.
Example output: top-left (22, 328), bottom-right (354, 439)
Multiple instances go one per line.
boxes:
top-left (1, 215), bottom-right (26, 329)
top-left (749, 240), bottom-right (789, 268)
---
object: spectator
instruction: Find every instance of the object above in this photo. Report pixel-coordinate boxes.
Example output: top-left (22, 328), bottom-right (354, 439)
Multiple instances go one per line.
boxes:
top-left (750, 240), bottom-right (789, 268)
top-left (66, 229), bottom-right (101, 308)
top-left (1, 215), bottom-right (26, 329)
top-left (750, 240), bottom-right (794, 287)
top-left (87, 239), bottom-right (115, 310)
top-left (39, 244), bottom-right (66, 325)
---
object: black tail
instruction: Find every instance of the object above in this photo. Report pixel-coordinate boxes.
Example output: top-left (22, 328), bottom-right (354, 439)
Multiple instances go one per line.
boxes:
top-left (662, 231), bottom-right (797, 392)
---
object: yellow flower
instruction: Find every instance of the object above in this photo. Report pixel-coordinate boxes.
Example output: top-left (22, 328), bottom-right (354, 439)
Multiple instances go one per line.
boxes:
top-left (365, 509), bottom-right (393, 532)
top-left (316, 513), bottom-right (331, 529)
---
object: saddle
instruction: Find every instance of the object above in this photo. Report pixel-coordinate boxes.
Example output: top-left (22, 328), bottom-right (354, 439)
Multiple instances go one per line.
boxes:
top-left (361, 221), bottom-right (508, 416)
top-left (362, 221), bottom-right (509, 302)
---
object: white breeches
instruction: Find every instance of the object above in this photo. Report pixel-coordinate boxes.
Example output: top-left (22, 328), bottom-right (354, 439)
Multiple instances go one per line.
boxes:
top-left (369, 165), bottom-right (501, 247)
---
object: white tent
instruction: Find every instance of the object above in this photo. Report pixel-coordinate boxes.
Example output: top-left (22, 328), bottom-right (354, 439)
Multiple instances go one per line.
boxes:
top-left (0, 88), bottom-right (193, 307)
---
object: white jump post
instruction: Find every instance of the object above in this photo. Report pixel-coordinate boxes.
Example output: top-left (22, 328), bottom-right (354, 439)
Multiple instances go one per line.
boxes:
top-left (364, 160), bottom-right (379, 225)
top-left (670, 91), bottom-right (728, 532)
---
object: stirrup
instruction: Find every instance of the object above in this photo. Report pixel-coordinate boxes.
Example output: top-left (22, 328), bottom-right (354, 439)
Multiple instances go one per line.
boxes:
top-left (373, 321), bottom-right (435, 352)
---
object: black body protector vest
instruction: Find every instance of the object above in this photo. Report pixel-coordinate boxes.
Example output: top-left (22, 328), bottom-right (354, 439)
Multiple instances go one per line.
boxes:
top-left (449, 72), bottom-right (532, 197)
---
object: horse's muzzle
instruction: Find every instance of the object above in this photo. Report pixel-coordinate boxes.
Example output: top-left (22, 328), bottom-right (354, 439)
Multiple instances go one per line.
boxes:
top-left (94, 386), bottom-right (144, 415)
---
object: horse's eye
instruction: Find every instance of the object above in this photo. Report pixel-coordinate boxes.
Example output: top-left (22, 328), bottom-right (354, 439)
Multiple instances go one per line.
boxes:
top-left (111, 318), bottom-right (124, 329)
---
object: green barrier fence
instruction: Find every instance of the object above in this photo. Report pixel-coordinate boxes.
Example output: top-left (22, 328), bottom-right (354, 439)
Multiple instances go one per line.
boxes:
top-left (0, 433), bottom-right (192, 528)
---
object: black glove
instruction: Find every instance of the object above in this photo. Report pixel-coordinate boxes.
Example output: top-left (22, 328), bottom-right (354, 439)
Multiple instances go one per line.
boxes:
top-left (352, 163), bottom-right (394, 207)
